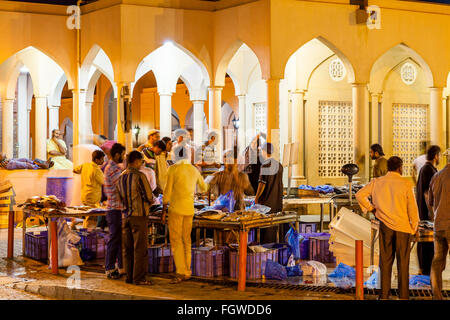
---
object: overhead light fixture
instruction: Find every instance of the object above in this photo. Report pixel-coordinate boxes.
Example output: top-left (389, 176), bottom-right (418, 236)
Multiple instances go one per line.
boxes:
top-left (164, 40), bottom-right (174, 47)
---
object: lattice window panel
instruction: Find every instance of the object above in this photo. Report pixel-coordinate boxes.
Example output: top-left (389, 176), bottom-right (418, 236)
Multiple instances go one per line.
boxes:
top-left (318, 101), bottom-right (354, 177)
top-left (392, 103), bottom-right (428, 177)
top-left (254, 102), bottom-right (267, 134)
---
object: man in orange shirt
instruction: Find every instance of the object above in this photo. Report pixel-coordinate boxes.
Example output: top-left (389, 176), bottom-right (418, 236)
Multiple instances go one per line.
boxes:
top-left (356, 156), bottom-right (419, 300)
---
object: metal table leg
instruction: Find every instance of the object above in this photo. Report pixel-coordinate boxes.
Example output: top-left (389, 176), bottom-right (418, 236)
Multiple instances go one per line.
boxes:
top-left (22, 210), bottom-right (27, 256)
top-left (50, 218), bottom-right (58, 274)
top-left (320, 203), bottom-right (324, 232)
top-left (256, 228), bottom-right (260, 244)
top-left (237, 229), bottom-right (248, 292)
top-left (195, 228), bottom-right (200, 247)
top-left (7, 210), bottom-right (14, 259)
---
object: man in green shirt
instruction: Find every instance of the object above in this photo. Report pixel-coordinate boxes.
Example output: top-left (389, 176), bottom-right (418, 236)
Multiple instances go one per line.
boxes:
top-left (370, 144), bottom-right (388, 179)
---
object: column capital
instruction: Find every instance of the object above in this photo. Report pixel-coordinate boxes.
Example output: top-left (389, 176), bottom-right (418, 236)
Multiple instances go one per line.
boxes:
top-left (158, 92), bottom-right (173, 97)
top-left (351, 83), bottom-right (368, 88)
top-left (192, 99), bottom-right (206, 104)
top-left (208, 86), bottom-right (223, 92)
top-left (48, 105), bottom-right (60, 110)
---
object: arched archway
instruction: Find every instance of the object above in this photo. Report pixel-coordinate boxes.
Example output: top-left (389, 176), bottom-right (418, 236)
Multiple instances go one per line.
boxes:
top-left (369, 44), bottom-right (435, 177)
top-left (283, 38), bottom-right (357, 186)
top-left (0, 46), bottom-right (71, 160)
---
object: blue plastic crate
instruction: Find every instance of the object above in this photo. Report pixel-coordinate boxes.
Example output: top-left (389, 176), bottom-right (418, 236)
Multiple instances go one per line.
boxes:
top-left (77, 229), bottom-right (106, 261)
top-left (262, 243), bottom-right (290, 266)
top-left (148, 245), bottom-right (175, 274)
top-left (25, 230), bottom-right (48, 262)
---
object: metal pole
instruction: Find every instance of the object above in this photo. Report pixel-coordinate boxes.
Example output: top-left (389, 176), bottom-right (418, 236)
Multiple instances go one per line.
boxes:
top-left (7, 211), bottom-right (14, 259)
top-left (237, 229), bottom-right (248, 292)
top-left (50, 219), bottom-right (58, 274)
top-left (355, 239), bottom-right (364, 300)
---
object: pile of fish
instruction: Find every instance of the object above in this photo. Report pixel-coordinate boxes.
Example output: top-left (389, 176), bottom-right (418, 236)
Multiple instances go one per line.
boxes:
top-left (18, 195), bottom-right (66, 214)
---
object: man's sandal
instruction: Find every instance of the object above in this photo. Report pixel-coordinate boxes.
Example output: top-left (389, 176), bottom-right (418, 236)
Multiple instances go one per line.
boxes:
top-left (134, 279), bottom-right (153, 286)
top-left (170, 276), bottom-right (184, 284)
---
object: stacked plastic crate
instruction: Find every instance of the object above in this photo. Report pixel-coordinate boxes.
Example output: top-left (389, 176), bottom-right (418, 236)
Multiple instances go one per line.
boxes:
top-left (328, 207), bottom-right (379, 267)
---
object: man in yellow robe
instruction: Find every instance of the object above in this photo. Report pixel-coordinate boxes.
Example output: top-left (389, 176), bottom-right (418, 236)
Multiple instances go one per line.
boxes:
top-left (47, 129), bottom-right (73, 170)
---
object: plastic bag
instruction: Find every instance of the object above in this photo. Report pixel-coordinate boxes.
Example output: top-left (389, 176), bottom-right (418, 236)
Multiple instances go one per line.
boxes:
top-left (285, 227), bottom-right (304, 260)
top-left (364, 271), bottom-right (380, 289)
top-left (212, 190), bottom-right (236, 213)
top-left (265, 260), bottom-right (287, 280)
top-left (286, 265), bottom-right (303, 277)
top-left (49, 218), bottom-right (83, 268)
top-left (287, 254), bottom-right (295, 267)
top-left (409, 275), bottom-right (431, 287)
top-left (246, 203), bottom-right (271, 214)
top-left (328, 263), bottom-right (356, 278)
top-left (328, 276), bottom-right (355, 289)
top-left (305, 261), bottom-right (327, 276)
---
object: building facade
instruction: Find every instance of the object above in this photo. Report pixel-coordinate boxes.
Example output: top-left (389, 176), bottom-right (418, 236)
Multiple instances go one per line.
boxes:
top-left (0, 0), bottom-right (449, 186)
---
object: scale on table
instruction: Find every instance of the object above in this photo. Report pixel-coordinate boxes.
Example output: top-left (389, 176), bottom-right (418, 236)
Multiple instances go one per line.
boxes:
top-left (341, 163), bottom-right (359, 206)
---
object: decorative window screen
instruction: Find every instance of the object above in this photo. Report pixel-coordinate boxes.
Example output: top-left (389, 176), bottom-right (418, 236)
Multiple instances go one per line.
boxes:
top-left (254, 103), bottom-right (267, 134)
top-left (392, 103), bottom-right (428, 177)
top-left (318, 101), bottom-right (354, 177)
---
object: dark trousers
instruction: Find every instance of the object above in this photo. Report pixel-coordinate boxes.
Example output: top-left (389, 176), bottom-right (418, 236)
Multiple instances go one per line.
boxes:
top-left (430, 229), bottom-right (450, 300)
top-left (417, 242), bottom-right (434, 275)
top-left (122, 216), bottom-right (148, 283)
top-left (379, 222), bottom-right (412, 300)
top-left (105, 210), bottom-right (123, 272)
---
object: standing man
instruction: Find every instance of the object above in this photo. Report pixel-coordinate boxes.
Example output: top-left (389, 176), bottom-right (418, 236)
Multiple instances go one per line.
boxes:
top-left (209, 149), bottom-right (254, 211)
top-left (412, 141), bottom-right (429, 184)
top-left (242, 133), bottom-right (265, 192)
top-left (117, 151), bottom-right (154, 286)
top-left (428, 148), bottom-right (450, 300)
top-left (137, 129), bottom-right (160, 152)
top-left (254, 142), bottom-right (284, 243)
top-left (416, 145), bottom-right (440, 275)
top-left (370, 144), bottom-right (388, 179)
top-left (47, 129), bottom-right (73, 169)
top-left (142, 140), bottom-right (167, 194)
top-left (162, 148), bottom-right (208, 284)
top-left (104, 143), bottom-right (126, 280)
top-left (73, 150), bottom-right (106, 228)
top-left (356, 156), bottom-right (419, 300)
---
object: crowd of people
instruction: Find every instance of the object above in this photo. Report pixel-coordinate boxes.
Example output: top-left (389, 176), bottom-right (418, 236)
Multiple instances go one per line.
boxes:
top-left (358, 143), bottom-right (450, 300)
top-left (69, 129), bottom-right (284, 285)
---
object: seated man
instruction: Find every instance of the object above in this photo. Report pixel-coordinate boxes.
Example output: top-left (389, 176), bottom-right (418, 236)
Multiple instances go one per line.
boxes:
top-left (47, 129), bottom-right (73, 169)
top-left (0, 153), bottom-right (54, 170)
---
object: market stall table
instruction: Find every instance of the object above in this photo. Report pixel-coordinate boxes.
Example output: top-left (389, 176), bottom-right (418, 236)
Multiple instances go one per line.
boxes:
top-left (7, 207), bottom-right (107, 274)
top-left (282, 197), bottom-right (334, 232)
top-left (148, 212), bottom-right (299, 291)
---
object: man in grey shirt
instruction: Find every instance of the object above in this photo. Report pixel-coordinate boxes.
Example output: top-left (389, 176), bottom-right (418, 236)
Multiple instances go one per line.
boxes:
top-left (428, 148), bottom-right (450, 300)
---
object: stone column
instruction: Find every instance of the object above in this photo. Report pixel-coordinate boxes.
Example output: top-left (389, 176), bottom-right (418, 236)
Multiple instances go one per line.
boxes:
top-left (159, 93), bottom-right (173, 139)
top-left (2, 98), bottom-right (15, 158)
top-left (208, 86), bottom-right (223, 159)
top-left (444, 96), bottom-right (449, 149)
top-left (370, 93), bottom-right (380, 145)
top-left (266, 79), bottom-right (281, 159)
top-left (352, 83), bottom-right (370, 183)
top-left (80, 100), bottom-right (94, 144)
top-left (17, 73), bottom-right (29, 158)
top-left (192, 100), bottom-right (205, 146)
top-left (429, 87), bottom-right (444, 147)
top-left (237, 94), bottom-right (247, 153)
top-left (48, 106), bottom-right (60, 138)
top-left (290, 90), bottom-right (306, 183)
top-left (34, 96), bottom-right (48, 160)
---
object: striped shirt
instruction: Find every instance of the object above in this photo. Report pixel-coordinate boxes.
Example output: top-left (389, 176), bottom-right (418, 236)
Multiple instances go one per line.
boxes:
top-left (117, 167), bottom-right (154, 217)
top-left (104, 160), bottom-right (125, 210)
